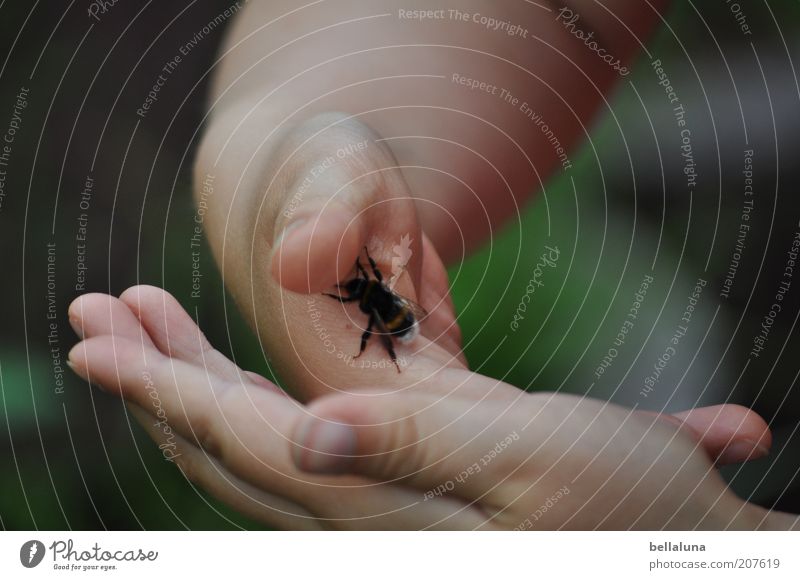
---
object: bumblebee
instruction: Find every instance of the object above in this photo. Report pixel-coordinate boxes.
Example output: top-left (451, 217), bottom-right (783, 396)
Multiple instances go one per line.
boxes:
top-left (324, 247), bottom-right (426, 372)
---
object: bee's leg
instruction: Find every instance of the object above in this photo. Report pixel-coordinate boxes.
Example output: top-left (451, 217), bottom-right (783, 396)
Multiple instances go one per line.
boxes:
top-left (371, 308), bottom-right (401, 373)
top-left (323, 293), bottom-right (359, 303)
top-left (379, 333), bottom-right (400, 373)
top-left (353, 314), bottom-right (375, 359)
top-left (356, 258), bottom-right (370, 280)
top-left (363, 246), bottom-right (383, 282)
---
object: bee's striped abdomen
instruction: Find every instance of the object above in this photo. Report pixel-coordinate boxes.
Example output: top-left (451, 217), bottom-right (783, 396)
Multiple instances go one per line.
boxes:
top-left (385, 308), bottom-right (409, 331)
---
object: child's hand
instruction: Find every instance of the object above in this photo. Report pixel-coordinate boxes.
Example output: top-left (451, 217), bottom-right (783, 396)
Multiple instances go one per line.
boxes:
top-left (67, 286), bottom-right (788, 530)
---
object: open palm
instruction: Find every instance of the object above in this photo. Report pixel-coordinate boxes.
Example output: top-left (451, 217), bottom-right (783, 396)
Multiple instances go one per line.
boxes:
top-left (67, 114), bottom-right (788, 529)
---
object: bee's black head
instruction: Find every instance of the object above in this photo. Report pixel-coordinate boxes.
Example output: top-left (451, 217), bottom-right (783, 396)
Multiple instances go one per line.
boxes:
top-left (344, 277), bottom-right (367, 295)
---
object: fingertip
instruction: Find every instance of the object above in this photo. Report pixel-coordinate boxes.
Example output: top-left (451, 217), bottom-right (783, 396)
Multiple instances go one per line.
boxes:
top-left (67, 293), bottom-right (89, 320)
top-left (671, 404), bottom-right (772, 465)
top-left (725, 404), bottom-right (772, 450)
top-left (68, 296), bottom-right (89, 339)
top-left (119, 284), bottom-right (172, 312)
top-left (67, 340), bottom-right (88, 379)
top-left (67, 337), bottom-right (111, 393)
top-left (68, 293), bottom-right (114, 338)
top-left (673, 404), bottom-right (772, 446)
top-left (67, 335), bottom-right (152, 395)
top-left (716, 439), bottom-right (771, 466)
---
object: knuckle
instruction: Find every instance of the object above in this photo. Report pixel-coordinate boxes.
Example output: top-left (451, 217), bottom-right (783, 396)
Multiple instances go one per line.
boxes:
top-left (188, 404), bottom-right (223, 458)
top-left (194, 423), bottom-right (222, 459)
top-left (193, 384), bottom-right (239, 462)
top-left (171, 451), bottom-right (202, 485)
top-left (368, 413), bottom-right (427, 481)
top-left (189, 338), bottom-right (219, 369)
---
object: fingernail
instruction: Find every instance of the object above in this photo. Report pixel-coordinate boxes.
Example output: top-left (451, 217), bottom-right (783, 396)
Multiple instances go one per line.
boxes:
top-left (274, 219), bottom-right (307, 249)
top-left (66, 357), bottom-right (88, 383)
top-left (717, 439), bottom-right (770, 465)
top-left (292, 417), bottom-right (357, 474)
top-left (68, 315), bottom-right (84, 339)
top-left (67, 344), bottom-right (97, 388)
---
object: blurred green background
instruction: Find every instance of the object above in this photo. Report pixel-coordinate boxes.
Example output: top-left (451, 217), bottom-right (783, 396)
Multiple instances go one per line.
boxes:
top-left (2, 1), bottom-right (800, 529)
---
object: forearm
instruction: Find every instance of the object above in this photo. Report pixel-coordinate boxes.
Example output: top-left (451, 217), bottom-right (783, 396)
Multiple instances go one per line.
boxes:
top-left (199, 0), bottom-right (669, 263)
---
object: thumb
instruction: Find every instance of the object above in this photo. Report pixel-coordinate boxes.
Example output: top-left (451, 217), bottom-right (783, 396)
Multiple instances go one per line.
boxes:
top-left (289, 391), bottom-right (505, 497)
top-left (671, 404), bottom-right (771, 465)
top-left (271, 173), bottom-right (371, 294)
top-left (268, 115), bottom-right (420, 294)
top-left (638, 404), bottom-right (771, 466)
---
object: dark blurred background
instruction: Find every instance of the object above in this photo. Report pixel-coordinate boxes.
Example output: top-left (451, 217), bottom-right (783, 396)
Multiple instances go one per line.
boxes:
top-left (2, 1), bottom-right (800, 529)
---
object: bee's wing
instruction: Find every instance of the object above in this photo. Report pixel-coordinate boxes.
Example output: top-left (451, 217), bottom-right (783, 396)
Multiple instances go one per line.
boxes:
top-left (395, 295), bottom-right (429, 320)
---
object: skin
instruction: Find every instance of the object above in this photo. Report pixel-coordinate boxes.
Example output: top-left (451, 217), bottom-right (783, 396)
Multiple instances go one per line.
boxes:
top-left (68, 1), bottom-right (799, 528)
top-left (66, 286), bottom-right (795, 530)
